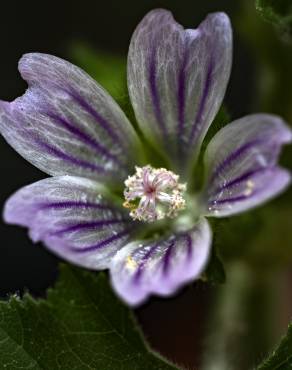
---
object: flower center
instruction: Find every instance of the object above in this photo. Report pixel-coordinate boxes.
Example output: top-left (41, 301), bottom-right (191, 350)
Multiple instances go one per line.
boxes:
top-left (123, 165), bottom-right (186, 222)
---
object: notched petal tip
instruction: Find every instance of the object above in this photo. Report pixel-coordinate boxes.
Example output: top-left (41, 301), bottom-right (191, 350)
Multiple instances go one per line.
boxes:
top-left (0, 52), bottom-right (141, 185)
top-left (127, 7), bottom-right (233, 175)
top-left (207, 11), bottom-right (231, 24)
top-left (18, 52), bottom-right (38, 73)
top-left (141, 8), bottom-right (173, 17)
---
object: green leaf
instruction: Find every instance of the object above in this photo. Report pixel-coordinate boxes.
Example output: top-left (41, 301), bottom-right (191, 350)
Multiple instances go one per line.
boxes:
top-left (0, 265), bottom-right (179, 370)
top-left (256, 0), bottom-right (292, 41)
top-left (257, 322), bottom-right (292, 369)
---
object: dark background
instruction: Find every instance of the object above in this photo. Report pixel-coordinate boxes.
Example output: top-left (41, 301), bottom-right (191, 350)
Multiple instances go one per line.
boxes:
top-left (0, 1), bottom-right (255, 368)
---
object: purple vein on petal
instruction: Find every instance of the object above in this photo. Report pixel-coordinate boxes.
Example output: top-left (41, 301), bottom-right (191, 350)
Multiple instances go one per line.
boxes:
top-left (209, 139), bottom-right (264, 184)
top-left (209, 193), bottom-right (255, 205)
top-left (45, 111), bottom-right (126, 169)
top-left (70, 228), bottom-right (133, 253)
top-left (65, 88), bottom-right (125, 148)
top-left (52, 219), bottom-right (130, 236)
top-left (212, 167), bottom-right (268, 196)
top-left (177, 43), bottom-right (189, 137)
top-left (189, 55), bottom-right (214, 145)
top-left (148, 46), bottom-right (167, 140)
top-left (162, 240), bottom-right (175, 275)
top-left (39, 201), bottom-right (118, 210)
top-left (35, 139), bottom-right (105, 173)
top-left (133, 242), bottom-right (160, 284)
top-left (185, 233), bottom-right (193, 259)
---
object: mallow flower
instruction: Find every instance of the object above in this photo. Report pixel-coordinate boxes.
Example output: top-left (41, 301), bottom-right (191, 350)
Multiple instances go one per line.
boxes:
top-left (0, 9), bottom-right (291, 306)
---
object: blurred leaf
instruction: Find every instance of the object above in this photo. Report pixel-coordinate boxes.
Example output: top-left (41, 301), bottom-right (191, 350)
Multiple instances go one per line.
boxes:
top-left (70, 42), bottom-right (127, 102)
top-left (256, 0), bottom-right (292, 41)
top-left (257, 321), bottom-right (292, 369)
top-left (69, 42), bottom-right (140, 132)
top-left (238, 2), bottom-right (292, 122)
top-left (200, 106), bottom-right (231, 155)
top-left (213, 211), bottom-right (264, 261)
top-left (235, 1), bottom-right (292, 269)
top-left (192, 106), bottom-right (230, 192)
top-left (0, 265), bottom-right (178, 370)
top-left (248, 204), bottom-right (292, 267)
top-left (213, 201), bottom-right (292, 269)
top-left (202, 245), bottom-right (226, 284)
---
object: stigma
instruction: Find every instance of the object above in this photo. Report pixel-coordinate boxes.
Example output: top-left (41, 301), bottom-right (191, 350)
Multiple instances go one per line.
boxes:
top-left (123, 165), bottom-right (186, 222)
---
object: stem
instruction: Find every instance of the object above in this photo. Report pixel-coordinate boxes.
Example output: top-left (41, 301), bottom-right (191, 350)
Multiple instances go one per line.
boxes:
top-left (201, 261), bottom-right (279, 370)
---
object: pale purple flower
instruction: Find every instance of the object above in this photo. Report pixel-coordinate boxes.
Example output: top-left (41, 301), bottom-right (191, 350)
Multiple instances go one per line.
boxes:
top-left (0, 9), bottom-right (291, 306)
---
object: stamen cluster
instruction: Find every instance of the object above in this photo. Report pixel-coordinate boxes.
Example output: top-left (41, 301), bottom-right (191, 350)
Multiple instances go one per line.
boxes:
top-left (123, 166), bottom-right (186, 222)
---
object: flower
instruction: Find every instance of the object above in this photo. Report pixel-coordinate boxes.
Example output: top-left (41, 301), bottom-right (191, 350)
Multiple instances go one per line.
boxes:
top-left (0, 9), bottom-right (291, 306)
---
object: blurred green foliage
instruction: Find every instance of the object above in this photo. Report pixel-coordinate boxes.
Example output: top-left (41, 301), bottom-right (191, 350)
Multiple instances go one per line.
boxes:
top-left (239, 2), bottom-right (292, 122)
top-left (191, 106), bottom-right (231, 192)
top-left (70, 42), bottom-right (127, 101)
top-left (256, 0), bottom-right (292, 42)
top-left (202, 246), bottom-right (226, 285)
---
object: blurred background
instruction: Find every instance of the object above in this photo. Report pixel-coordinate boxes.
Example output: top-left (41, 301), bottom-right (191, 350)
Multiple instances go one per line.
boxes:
top-left (0, 1), bottom-right (291, 369)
